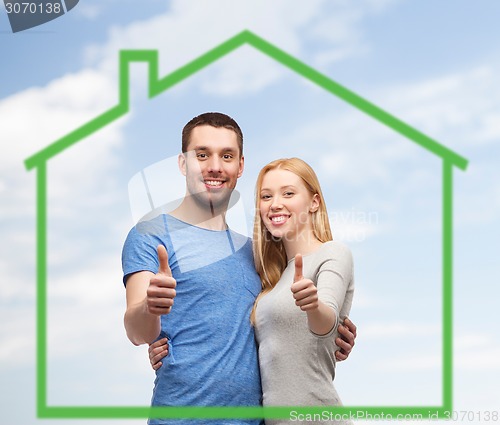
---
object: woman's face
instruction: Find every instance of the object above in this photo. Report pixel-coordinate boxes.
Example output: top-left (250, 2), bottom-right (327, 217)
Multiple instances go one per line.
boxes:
top-left (259, 168), bottom-right (319, 243)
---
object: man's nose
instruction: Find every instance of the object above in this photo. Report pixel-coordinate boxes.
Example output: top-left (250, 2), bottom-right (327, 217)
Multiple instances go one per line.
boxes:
top-left (207, 156), bottom-right (222, 173)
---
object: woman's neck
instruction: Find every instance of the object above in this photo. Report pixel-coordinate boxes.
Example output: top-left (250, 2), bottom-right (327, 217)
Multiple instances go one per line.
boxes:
top-left (283, 229), bottom-right (324, 261)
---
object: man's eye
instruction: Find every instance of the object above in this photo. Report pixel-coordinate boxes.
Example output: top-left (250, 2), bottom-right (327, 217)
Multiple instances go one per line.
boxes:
top-left (197, 153), bottom-right (208, 159)
top-left (223, 154), bottom-right (233, 160)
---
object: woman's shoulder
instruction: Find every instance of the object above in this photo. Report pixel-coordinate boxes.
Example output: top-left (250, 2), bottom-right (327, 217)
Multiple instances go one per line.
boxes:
top-left (312, 241), bottom-right (354, 280)
top-left (319, 240), bottom-right (352, 259)
top-left (308, 241), bottom-right (353, 272)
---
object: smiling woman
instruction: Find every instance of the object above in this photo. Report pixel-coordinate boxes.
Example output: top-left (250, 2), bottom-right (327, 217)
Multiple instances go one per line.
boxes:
top-left (259, 168), bottom-right (321, 245)
top-left (251, 157), bottom-right (355, 424)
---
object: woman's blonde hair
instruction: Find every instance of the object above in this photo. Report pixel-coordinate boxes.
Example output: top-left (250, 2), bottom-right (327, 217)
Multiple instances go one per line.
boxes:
top-left (250, 158), bottom-right (333, 325)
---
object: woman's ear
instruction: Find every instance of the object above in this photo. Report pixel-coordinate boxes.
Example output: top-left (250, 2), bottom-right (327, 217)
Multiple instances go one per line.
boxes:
top-left (310, 194), bottom-right (320, 213)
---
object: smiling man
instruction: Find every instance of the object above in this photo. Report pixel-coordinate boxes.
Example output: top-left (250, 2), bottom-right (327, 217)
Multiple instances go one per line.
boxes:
top-left (121, 112), bottom-right (356, 425)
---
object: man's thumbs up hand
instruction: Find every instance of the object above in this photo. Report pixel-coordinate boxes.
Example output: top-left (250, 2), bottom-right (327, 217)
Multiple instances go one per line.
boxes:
top-left (147, 245), bottom-right (177, 316)
top-left (291, 253), bottom-right (319, 311)
top-left (157, 244), bottom-right (172, 276)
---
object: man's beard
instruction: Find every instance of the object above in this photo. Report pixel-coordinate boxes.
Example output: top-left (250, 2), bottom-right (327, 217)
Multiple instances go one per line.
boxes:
top-left (188, 188), bottom-right (233, 217)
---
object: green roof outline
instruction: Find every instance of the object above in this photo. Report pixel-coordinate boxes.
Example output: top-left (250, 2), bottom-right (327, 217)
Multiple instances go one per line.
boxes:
top-left (24, 29), bottom-right (467, 421)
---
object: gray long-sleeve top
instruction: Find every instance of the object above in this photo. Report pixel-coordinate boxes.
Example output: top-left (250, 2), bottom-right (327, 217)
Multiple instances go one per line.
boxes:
top-left (254, 241), bottom-right (354, 425)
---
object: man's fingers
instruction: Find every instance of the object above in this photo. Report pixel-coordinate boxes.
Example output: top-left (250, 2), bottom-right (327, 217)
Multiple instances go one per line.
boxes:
top-left (157, 245), bottom-right (172, 276)
top-left (151, 349), bottom-right (168, 365)
top-left (294, 254), bottom-right (303, 283)
top-left (335, 335), bottom-right (352, 353)
top-left (149, 275), bottom-right (176, 290)
top-left (343, 316), bottom-right (357, 338)
top-left (338, 323), bottom-right (355, 346)
top-left (335, 351), bottom-right (348, 362)
top-left (335, 337), bottom-right (351, 362)
top-left (148, 296), bottom-right (175, 309)
top-left (147, 295), bottom-right (174, 316)
top-left (147, 266), bottom-right (176, 316)
top-left (148, 338), bottom-right (169, 370)
top-left (335, 319), bottom-right (357, 362)
top-left (148, 338), bottom-right (168, 355)
top-left (148, 306), bottom-right (172, 316)
top-left (148, 276), bottom-right (176, 292)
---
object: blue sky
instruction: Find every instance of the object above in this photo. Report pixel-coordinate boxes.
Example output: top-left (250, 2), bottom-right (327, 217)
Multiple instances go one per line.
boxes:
top-left (1, 1), bottom-right (500, 424)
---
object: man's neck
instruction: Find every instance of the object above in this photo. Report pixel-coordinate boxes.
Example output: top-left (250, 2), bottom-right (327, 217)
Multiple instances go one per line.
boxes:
top-left (170, 199), bottom-right (228, 231)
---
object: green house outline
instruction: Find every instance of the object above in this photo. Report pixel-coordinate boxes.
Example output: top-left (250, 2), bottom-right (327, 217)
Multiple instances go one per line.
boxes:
top-left (24, 30), bottom-right (467, 421)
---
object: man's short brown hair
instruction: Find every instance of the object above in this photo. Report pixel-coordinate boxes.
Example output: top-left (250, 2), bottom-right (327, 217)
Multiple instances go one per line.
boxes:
top-left (182, 112), bottom-right (243, 157)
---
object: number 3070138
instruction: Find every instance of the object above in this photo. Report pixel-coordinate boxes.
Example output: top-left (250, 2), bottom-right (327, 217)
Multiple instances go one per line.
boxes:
top-left (5, 2), bottom-right (62, 14)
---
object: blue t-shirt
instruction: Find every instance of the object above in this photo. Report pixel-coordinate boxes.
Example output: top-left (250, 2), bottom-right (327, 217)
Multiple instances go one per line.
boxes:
top-left (122, 214), bottom-right (263, 425)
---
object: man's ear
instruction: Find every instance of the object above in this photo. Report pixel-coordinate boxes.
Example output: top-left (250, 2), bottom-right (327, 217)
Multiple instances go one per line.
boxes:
top-left (178, 153), bottom-right (187, 176)
top-left (237, 155), bottom-right (245, 178)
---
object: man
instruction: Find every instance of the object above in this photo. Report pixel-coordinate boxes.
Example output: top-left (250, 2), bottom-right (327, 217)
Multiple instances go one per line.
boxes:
top-left (122, 113), bottom-right (356, 424)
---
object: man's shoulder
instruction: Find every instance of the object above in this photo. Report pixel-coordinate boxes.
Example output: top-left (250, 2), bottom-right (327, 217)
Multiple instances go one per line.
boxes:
top-left (132, 214), bottom-right (168, 237)
top-left (228, 228), bottom-right (252, 243)
top-left (123, 215), bottom-right (169, 253)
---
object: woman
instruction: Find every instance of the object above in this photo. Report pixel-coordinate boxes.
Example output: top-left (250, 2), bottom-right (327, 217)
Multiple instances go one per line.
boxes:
top-left (149, 158), bottom-right (355, 424)
top-left (251, 158), bottom-right (354, 424)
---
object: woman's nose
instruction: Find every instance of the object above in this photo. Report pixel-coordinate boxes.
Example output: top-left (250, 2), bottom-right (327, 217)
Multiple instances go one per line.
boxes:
top-left (270, 197), bottom-right (283, 210)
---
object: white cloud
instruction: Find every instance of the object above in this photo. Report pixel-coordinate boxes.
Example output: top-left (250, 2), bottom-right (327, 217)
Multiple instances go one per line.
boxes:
top-left (361, 322), bottom-right (441, 339)
top-left (199, 46), bottom-right (284, 97)
top-left (345, 287), bottom-right (385, 309)
top-left (0, 255), bottom-right (124, 366)
top-left (455, 332), bottom-right (500, 371)
top-left (380, 65), bottom-right (500, 148)
top-left (354, 324), bottom-right (500, 373)
top-left (278, 108), bottom-right (423, 187)
top-left (310, 62), bottom-right (499, 232)
top-left (379, 353), bottom-right (442, 371)
top-left (83, 0), bottom-right (400, 96)
top-left (454, 161), bottom-right (500, 227)
top-left (0, 66), bottom-right (126, 295)
top-left (374, 64), bottom-right (500, 229)
top-left (0, 308), bottom-right (35, 366)
top-left (83, 2), bottom-right (297, 94)
top-left (313, 46), bottom-right (362, 68)
top-left (330, 207), bottom-right (381, 242)
top-left (0, 68), bottom-right (117, 170)
top-left (75, 3), bottom-right (102, 20)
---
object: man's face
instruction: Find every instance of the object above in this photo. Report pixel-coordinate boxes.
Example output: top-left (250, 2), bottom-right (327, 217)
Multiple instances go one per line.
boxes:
top-left (179, 125), bottom-right (244, 212)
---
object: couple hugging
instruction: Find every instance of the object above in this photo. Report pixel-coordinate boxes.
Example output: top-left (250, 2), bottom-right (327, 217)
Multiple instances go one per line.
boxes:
top-left (122, 112), bottom-right (356, 425)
